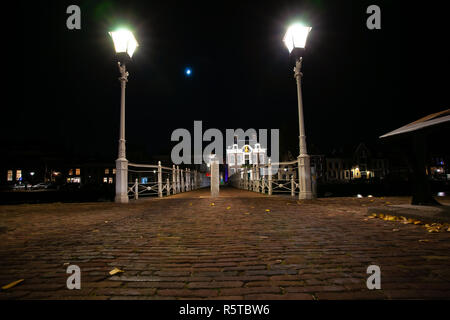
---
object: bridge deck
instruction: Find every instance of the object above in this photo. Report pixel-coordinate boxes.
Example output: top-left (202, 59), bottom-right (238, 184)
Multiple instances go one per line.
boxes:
top-left (0, 187), bottom-right (449, 299)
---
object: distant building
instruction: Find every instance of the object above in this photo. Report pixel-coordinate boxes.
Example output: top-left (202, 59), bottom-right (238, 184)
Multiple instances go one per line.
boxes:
top-left (325, 143), bottom-right (388, 182)
top-left (226, 135), bottom-right (267, 176)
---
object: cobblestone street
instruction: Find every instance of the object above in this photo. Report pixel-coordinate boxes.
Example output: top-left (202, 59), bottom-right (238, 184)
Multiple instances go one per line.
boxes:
top-left (0, 188), bottom-right (449, 300)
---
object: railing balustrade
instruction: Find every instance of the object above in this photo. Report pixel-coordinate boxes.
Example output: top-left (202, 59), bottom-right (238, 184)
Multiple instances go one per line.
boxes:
top-left (127, 161), bottom-right (203, 200)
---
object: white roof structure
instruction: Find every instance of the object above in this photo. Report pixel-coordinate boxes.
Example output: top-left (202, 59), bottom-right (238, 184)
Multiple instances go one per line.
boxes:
top-left (380, 109), bottom-right (450, 138)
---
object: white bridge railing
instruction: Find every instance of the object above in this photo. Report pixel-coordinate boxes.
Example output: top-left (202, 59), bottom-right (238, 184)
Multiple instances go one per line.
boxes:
top-left (230, 159), bottom-right (316, 197)
top-left (127, 161), bottom-right (203, 200)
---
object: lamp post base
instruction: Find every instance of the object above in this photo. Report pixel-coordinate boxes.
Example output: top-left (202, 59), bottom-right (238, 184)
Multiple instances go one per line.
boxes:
top-left (115, 158), bottom-right (129, 203)
top-left (298, 155), bottom-right (314, 200)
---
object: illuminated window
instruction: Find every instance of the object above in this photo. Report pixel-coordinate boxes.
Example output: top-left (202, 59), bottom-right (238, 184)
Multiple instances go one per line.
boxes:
top-left (16, 170), bottom-right (22, 180)
top-left (69, 169), bottom-right (73, 176)
top-left (103, 177), bottom-right (108, 183)
top-left (105, 168), bottom-right (109, 175)
top-left (108, 177), bottom-right (113, 184)
top-left (75, 168), bottom-right (81, 175)
top-left (7, 170), bottom-right (13, 181)
top-left (113, 168), bottom-right (116, 175)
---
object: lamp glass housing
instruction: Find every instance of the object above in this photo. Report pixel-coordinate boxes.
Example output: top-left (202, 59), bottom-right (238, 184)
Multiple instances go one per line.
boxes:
top-left (109, 29), bottom-right (139, 58)
top-left (283, 24), bottom-right (312, 53)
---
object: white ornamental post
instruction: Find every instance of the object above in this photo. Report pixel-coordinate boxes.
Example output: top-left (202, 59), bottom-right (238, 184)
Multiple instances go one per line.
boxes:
top-left (177, 166), bottom-right (181, 193)
top-left (158, 161), bottom-right (162, 198)
top-left (268, 159), bottom-right (273, 195)
top-left (210, 158), bottom-right (219, 197)
top-left (114, 62), bottom-right (129, 203)
top-left (291, 175), bottom-right (295, 197)
top-left (172, 165), bottom-right (177, 194)
top-left (134, 178), bottom-right (139, 200)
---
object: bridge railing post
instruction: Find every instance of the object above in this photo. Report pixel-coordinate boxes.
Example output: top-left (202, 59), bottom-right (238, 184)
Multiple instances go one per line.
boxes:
top-left (268, 159), bottom-right (272, 196)
top-left (194, 170), bottom-right (197, 189)
top-left (244, 167), bottom-right (248, 190)
top-left (291, 175), bottom-right (295, 197)
top-left (181, 169), bottom-right (185, 192)
top-left (256, 164), bottom-right (260, 192)
top-left (172, 165), bottom-right (176, 195)
top-left (251, 166), bottom-right (255, 191)
top-left (158, 161), bottom-right (163, 198)
top-left (134, 178), bottom-right (139, 200)
top-left (187, 169), bottom-right (191, 191)
top-left (261, 176), bottom-right (265, 194)
top-left (176, 166), bottom-right (180, 193)
top-left (166, 178), bottom-right (170, 196)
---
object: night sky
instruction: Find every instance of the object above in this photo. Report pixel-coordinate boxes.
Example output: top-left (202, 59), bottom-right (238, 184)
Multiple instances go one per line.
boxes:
top-left (7, 0), bottom-right (449, 162)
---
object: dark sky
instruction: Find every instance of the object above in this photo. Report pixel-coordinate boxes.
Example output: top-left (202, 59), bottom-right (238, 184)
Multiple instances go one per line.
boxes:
top-left (6, 0), bottom-right (449, 161)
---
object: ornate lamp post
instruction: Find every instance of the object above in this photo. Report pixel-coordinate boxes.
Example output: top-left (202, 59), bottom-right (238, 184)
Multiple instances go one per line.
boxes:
top-left (109, 28), bottom-right (139, 203)
top-left (283, 23), bottom-right (314, 199)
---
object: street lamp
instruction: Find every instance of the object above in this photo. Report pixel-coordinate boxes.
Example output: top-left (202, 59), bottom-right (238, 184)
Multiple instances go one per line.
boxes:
top-left (109, 28), bottom-right (139, 203)
top-left (283, 23), bottom-right (314, 200)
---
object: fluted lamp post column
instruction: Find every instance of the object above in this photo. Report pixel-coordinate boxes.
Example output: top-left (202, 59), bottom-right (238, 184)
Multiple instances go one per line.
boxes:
top-left (109, 28), bottom-right (139, 203)
top-left (283, 23), bottom-right (314, 200)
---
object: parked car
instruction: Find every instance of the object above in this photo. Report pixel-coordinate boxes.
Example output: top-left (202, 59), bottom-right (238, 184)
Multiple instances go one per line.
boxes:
top-left (31, 182), bottom-right (50, 190)
top-left (13, 183), bottom-right (26, 190)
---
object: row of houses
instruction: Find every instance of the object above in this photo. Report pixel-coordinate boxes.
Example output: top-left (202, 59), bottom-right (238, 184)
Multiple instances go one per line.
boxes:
top-left (226, 141), bottom-right (448, 183)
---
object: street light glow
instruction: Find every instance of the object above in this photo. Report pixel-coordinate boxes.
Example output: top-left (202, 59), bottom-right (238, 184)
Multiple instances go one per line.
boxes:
top-left (283, 23), bottom-right (312, 53)
top-left (109, 28), bottom-right (139, 58)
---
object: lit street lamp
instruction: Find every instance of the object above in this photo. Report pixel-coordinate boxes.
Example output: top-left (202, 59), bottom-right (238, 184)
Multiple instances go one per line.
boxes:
top-left (109, 28), bottom-right (139, 203)
top-left (283, 23), bottom-right (314, 199)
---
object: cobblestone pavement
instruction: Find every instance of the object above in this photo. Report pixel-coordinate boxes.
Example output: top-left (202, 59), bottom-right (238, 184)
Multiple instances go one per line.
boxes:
top-left (0, 188), bottom-right (449, 300)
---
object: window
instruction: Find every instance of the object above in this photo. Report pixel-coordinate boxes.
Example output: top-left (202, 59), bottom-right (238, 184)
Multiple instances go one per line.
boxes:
top-left (7, 170), bottom-right (13, 181)
top-left (108, 177), bottom-right (113, 184)
top-left (75, 168), bottom-right (81, 175)
top-left (16, 170), bottom-right (22, 180)
top-left (68, 169), bottom-right (73, 176)
top-left (103, 177), bottom-right (108, 183)
top-left (105, 168), bottom-right (110, 175)
top-left (112, 168), bottom-right (116, 175)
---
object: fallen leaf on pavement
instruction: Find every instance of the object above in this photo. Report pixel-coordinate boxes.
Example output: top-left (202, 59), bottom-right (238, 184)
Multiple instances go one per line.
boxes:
top-left (109, 268), bottom-right (124, 276)
top-left (2, 279), bottom-right (24, 290)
